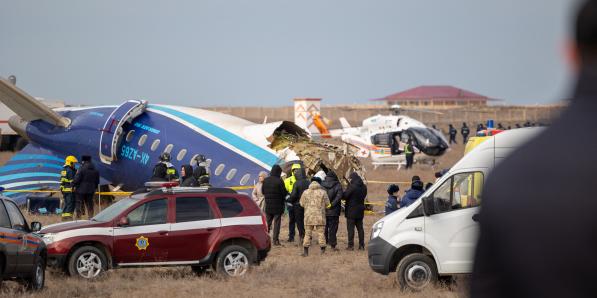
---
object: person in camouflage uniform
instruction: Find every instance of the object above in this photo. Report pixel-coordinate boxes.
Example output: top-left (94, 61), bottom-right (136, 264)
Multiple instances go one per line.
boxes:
top-left (299, 181), bottom-right (330, 256)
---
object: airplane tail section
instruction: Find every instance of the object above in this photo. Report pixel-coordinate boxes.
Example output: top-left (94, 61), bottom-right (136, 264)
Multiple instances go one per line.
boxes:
top-left (0, 78), bottom-right (70, 127)
top-left (0, 143), bottom-right (66, 205)
top-left (339, 117), bottom-right (351, 129)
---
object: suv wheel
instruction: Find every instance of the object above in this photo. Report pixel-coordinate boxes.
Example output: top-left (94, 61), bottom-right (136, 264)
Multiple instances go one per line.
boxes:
top-left (215, 245), bottom-right (251, 277)
top-left (67, 246), bottom-right (107, 279)
top-left (396, 253), bottom-right (438, 291)
top-left (24, 257), bottom-right (45, 291)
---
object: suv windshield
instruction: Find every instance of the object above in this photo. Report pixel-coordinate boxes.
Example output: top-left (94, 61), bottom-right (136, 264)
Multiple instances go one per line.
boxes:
top-left (92, 195), bottom-right (143, 222)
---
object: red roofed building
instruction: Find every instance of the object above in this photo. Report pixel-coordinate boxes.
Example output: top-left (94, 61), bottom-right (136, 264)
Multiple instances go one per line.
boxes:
top-left (372, 85), bottom-right (493, 108)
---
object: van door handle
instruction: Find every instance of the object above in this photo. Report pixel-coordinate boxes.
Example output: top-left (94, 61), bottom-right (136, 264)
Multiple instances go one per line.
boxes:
top-left (158, 230), bottom-right (168, 235)
top-left (472, 214), bottom-right (480, 222)
top-left (206, 228), bottom-right (215, 232)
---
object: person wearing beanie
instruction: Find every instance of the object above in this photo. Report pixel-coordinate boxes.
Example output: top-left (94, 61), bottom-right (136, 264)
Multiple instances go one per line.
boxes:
top-left (72, 155), bottom-right (100, 219)
top-left (399, 180), bottom-right (424, 208)
top-left (343, 172), bottom-right (368, 250)
top-left (261, 164), bottom-right (288, 246)
top-left (385, 184), bottom-right (400, 215)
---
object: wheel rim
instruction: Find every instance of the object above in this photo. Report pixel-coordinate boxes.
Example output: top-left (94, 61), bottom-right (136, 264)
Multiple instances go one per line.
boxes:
top-left (404, 261), bottom-right (432, 290)
top-left (76, 252), bottom-right (103, 279)
top-left (34, 263), bottom-right (44, 288)
top-left (223, 251), bottom-right (249, 277)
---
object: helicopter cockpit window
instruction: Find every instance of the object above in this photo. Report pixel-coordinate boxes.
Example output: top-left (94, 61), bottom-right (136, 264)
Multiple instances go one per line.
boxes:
top-left (408, 127), bottom-right (440, 147)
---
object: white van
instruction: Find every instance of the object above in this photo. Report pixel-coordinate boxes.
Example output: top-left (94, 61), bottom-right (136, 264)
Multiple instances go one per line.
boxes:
top-left (367, 128), bottom-right (541, 291)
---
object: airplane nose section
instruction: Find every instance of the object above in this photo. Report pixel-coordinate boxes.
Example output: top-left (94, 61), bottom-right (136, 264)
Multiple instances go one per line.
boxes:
top-left (9, 115), bottom-right (30, 140)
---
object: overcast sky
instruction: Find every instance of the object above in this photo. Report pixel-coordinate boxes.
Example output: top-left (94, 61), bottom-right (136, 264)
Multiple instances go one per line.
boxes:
top-left (0, 0), bottom-right (582, 107)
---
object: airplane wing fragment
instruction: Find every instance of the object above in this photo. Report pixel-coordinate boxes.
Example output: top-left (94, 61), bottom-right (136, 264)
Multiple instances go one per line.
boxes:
top-left (0, 78), bottom-right (70, 127)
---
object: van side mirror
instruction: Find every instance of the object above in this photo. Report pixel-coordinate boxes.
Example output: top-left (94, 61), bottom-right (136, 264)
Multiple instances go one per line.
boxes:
top-left (30, 221), bottom-right (42, 232)
top-left (422, 197), bottom-right (436, 216)
top-left (118, 217), bottom-right (130, 227)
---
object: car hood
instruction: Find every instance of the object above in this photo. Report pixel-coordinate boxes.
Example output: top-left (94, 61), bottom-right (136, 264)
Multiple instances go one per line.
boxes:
top-left (40, 220), bottom-right (108, 234)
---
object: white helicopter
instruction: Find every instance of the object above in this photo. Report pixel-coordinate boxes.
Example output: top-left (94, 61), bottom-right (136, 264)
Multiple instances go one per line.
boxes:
top-left (329, 105), bottom-right (449, 168)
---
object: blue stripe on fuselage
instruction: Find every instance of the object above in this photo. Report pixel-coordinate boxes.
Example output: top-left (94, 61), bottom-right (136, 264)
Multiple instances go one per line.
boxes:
top-left (0, 163), bottom-right (63, 173)
top-left (149, 105), bottom-right (278, 167)
top-left (10, 154), bottom-right (64, 163)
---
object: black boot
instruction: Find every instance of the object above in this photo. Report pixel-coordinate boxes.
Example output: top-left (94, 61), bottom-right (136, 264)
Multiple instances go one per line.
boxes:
top-left (346, 246), bottom-right (354, 251)
top-left (321, 246), bottom-right (326, 254)
top-left (331, 245), bottom-right (339, 252)
top-left (274, 240), bottom-right (281, 246)
top-left (301, 247), bottom-right (309, 257)
top-left (358, 245), bottom-right (365, 251)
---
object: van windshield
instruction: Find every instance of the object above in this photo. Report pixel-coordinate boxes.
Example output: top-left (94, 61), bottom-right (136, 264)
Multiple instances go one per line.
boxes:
top-left (92, 195), bottom-right (143, 222)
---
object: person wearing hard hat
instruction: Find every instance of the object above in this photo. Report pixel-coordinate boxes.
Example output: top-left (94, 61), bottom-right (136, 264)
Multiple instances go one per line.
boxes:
top-left (283, 163), bottom-right (302, 242)
top-left (60, 156), bottom-right (78, 221)
top-left (151, 152), bottom-right (178, 182)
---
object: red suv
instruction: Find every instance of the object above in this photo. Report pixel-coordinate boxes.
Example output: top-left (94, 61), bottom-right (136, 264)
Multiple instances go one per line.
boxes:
top-left (39, 185), bottom-right (270, 279)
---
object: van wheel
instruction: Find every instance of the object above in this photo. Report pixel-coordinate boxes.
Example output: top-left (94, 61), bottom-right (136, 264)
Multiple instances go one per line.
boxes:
top-left (24, 257), bottom-right (45, 291)
top-left (67, 246), bottom-right (107, 279)
top-left (215, 245), bottom-right (251, 277)
top-left (396, 253), bottom-right (438, 291)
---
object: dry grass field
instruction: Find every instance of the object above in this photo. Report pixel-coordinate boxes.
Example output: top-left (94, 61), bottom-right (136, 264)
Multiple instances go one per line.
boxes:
top-left (0, 144), bottom-right (469, 298)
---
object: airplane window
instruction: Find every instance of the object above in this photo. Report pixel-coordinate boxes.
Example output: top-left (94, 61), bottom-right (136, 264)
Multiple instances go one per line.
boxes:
top-left (138, 134), bottom-right (148, 147)
top-left (151, 139), bottom-right (161, 151)
top-left (126, 130), bottom-right (135, 143)
top-left (215, 164), bottom-right (225, 176)
top-left (226, 169), bottom-right (237, 181)
top-left (177, 149), bottom-right (187, 161)
top-left (190, 154), bottom-right (199, 166)
top-left (164, 144), bottom-right (174, 154)
top-left (240, 174), bottom-right (250, 185)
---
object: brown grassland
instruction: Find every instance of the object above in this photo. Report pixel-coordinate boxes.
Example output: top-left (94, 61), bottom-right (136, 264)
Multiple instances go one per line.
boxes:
top-left (1, 143), bottom-right (470, 298)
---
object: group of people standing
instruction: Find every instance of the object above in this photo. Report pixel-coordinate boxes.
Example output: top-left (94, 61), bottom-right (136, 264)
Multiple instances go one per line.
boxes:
top-left (60, 155), bottom-right (100, 220)
top-left (384, 175), bottom-right (433, 216)
top-left (150, 152), bottom-right (211, 187)
top-left (253, 163), bottom-right (368, 256)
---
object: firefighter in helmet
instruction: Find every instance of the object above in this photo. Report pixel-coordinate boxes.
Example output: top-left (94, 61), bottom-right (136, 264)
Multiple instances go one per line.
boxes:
top-left (60, 155), bottom-right (78, 220)
top-left (151, 152), bottom-right (178, 182)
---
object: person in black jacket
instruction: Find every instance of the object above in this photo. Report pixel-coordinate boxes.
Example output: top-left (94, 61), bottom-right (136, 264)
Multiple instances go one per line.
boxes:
top-left (289, 167), bottom-right (310, 243)
top-left (344, 172), bottom-right (367, 250)
top-left (471, 2), bottom-right (597, 297)
top-left (262, 165), bottom-right (287, 246)
top-left (180, 164), bottom-right (198, 187)
top-left (321, 171), bottom-right (343, 250)
top-left (73, 155), bottom-right (100, 219)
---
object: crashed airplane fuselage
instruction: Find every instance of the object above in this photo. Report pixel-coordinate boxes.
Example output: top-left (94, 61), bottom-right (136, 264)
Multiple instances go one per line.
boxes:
top-left (0, 79), bottom-right (363, 203)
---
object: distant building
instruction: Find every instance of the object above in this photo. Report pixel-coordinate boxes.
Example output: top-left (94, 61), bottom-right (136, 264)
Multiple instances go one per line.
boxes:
top-left (372, 85), bottom-right (494, 108)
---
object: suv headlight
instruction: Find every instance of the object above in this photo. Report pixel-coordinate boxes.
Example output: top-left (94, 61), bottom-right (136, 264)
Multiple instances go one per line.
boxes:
top-left (371, 221), bottom-right (384, 239)
top-left (42, 233), bottom-right (56, 245)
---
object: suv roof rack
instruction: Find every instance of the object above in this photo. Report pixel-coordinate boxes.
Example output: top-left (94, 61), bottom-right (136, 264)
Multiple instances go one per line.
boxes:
top-left (146, 186), bottom-right (238, 196)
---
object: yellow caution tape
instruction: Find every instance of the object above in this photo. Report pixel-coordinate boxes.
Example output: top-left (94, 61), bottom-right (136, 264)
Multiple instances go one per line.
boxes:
top-left (2, 186), bottom-right (255, 195)
top-left (367, 181), bottom-right (412, 184)
top-left (365, 202), bottom-right (385, 206)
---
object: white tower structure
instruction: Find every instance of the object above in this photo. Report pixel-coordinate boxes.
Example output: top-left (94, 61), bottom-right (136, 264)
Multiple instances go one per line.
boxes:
top-left (293, 98), bottom-right (321, 134)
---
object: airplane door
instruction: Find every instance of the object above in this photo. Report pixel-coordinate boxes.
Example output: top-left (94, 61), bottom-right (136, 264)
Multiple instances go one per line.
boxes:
top-left (424, 172), bottom-right (484, 274)
top-left (99, 100), bottom-right (148, 165)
